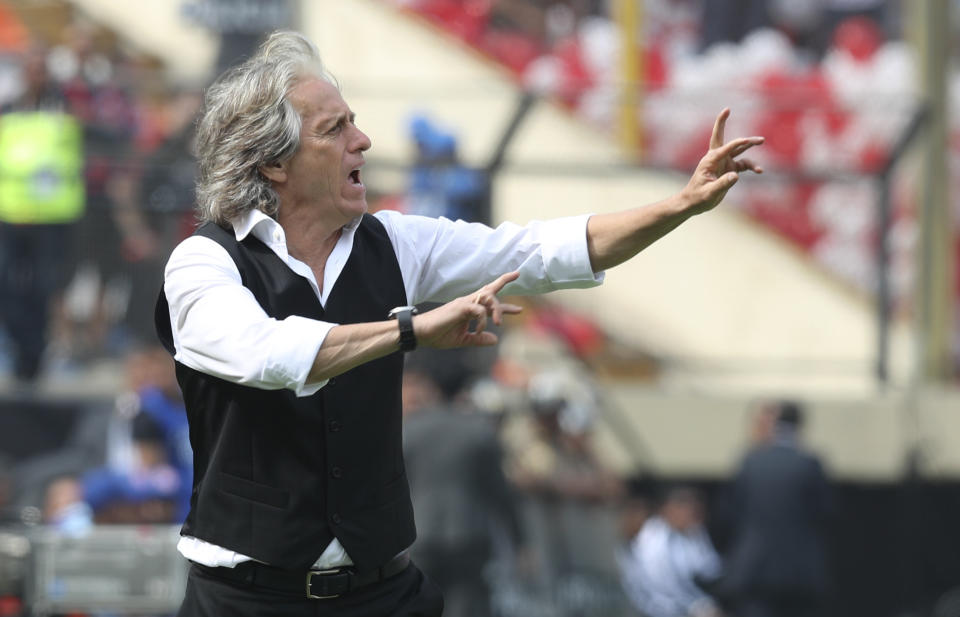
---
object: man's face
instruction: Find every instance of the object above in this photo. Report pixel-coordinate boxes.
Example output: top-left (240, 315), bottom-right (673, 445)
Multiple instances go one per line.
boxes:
top-left (281, 76), bottom-right (371, 224)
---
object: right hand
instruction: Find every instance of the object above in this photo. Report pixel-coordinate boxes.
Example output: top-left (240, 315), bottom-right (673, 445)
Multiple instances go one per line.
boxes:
top-left (681, 108), bottom-right (763, 216)
top-left (414, 271), bottom-right (523, 349)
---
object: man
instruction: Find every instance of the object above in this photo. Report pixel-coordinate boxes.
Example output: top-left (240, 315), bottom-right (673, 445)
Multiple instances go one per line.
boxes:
top-left (510, 370), bottom-right (624, 581)
top-left (0, 46), bottom-right (84, 381)
top-left (401, 357), bottom-right (525, 617)
top-left (720, 400), bottom-right (831, 617)
top-left (155, 31), bottom-right (762, 617)
top-left (618, 486), bottom-right (724, 617)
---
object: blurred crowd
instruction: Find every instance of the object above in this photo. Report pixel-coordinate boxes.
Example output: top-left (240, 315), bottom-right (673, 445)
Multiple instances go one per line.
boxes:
top-left (0, 10), bottom-right (202, 610)
top-left (0, 12), bottom-right (200, 384)
top-left (396, 345), bottom-right (833, 617)
top-left (390, 0), bottom-right (960, 372)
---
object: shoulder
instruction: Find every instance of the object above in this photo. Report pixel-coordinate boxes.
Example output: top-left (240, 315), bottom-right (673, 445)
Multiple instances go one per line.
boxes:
top-left (193, 221), bottom-right (235, 242)
top-left (358, 212), bottom-right (388, 237)
top-left (165, 231), bottom-right (237, 277)
top-left (372, 208), bottom-right (452, 235)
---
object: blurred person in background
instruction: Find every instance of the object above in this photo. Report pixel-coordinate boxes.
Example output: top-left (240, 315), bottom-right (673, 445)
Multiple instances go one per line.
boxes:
top-left (0, 44), bottom-right (83, 381)
top-left (155, 29), bottom-right (761, 617)
top-left (617, 486), bottom-right (725, 617)
top-left (40, 407), bottom-right (183, 531)
top-left (119, 87), bottom-right (202, 344)
top-left (616, 476), bottom-right (653, 557)
top-left (402, 351), bottom-right (526, 617)
top-left (42, 474), bottom-right (93, 536)
top-left (79, 406), bottom-right (183, 524)
top-left (718, 400), bottom-right (831, 617)
top-left (507, 370), bottom-right (625, 582)
top-left (406, 114), bottom-right (486, 223)
top-left (11, 343), bottom-right (190, 522)
top-left (50, 21), bottom-right (139, 361)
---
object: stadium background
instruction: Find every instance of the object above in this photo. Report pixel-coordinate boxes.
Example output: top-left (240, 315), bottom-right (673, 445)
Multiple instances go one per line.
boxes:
top-left (0, 0), bottom-right (957, 616)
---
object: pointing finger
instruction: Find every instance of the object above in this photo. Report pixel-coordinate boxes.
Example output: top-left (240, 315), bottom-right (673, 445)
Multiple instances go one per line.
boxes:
top-left (709, 108), bottom-right (730, 150)
top-left (485, 270), bottom-right (520, 296)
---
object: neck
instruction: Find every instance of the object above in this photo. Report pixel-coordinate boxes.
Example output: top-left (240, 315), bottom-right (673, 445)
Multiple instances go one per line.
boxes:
top-left (278, 200), bottom-right (347, 265)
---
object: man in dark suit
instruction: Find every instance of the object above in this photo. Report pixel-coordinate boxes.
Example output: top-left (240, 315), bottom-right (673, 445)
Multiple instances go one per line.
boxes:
top-left (401, 356), bottom-right (525, 617)
top-left (721, 400), bottom-right (831, 617)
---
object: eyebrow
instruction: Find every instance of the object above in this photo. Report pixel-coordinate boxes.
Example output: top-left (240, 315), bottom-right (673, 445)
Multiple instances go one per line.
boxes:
top-left (319, 111), bottom-right (356, 131)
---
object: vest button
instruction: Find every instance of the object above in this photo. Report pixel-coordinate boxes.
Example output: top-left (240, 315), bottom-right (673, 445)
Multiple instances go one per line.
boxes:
top-left (329, 420), bottom-right (341, 432)
top-left (331, 513), bottom-right (342, 524)
top-left (328, 378), bottom-right (337, 386)
top-left (331, 466), bottom-right (343, 479)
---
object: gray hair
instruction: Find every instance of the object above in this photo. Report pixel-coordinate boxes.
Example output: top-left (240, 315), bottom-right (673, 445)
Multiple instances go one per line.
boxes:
top-left (194, 31), bottom-right (337, 225)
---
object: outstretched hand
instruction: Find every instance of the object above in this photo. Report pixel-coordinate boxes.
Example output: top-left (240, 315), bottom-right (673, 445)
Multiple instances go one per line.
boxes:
top-left (414, 271), bottom-right (523, 349)
top-left (682, 108), bottom-right (764, 215)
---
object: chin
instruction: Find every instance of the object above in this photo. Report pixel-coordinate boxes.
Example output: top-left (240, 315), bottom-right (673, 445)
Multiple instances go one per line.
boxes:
top-left (341, 198), bottom-right (368, 220)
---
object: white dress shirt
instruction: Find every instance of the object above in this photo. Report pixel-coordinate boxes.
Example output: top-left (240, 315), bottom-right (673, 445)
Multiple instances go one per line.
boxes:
top-left (163, 207), bottom-right (603, 569)
top-left (617, 516), bottom-right (723, 617)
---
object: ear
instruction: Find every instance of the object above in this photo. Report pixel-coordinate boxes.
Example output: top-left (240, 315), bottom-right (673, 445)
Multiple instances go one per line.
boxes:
top-left (259, 161), bottom-right (287, 184)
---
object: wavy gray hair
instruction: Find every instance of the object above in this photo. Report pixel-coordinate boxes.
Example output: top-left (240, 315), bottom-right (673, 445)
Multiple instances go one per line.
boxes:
top-left (194, 31), bottom-right (337, 225)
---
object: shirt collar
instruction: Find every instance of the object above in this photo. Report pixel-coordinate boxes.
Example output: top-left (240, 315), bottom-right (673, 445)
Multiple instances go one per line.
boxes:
top-left (229, 208), bottom-right (363, 242)
top-left (230, 208), bottom-right (274, 241)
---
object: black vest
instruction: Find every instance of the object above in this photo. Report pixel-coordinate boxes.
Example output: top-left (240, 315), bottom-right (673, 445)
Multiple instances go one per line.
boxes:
top-left (155, 214), bottom-right (415, 570)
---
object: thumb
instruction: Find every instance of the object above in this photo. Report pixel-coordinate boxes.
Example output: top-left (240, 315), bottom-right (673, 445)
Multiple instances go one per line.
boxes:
top-left (716, 171), bottom-right (738, 189)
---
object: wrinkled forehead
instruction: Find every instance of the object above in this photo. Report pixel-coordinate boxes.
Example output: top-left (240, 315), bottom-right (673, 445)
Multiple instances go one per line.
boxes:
top-left (288, 73), bottom-right (347, 120)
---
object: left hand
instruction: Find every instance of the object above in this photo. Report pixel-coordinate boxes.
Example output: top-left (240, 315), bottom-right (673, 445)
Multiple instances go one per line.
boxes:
top-left (414, 271), bottom-right (523, 349)
top-left (681, 108), bottom-right (764, 216)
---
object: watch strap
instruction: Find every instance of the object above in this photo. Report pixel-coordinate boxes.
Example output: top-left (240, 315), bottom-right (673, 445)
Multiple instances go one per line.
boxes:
top-left (389, 307), bottom-right (417, 352)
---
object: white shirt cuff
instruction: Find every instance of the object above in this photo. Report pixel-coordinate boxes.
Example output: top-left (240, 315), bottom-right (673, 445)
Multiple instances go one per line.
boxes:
top-left (261, 315), bottom-right (335, 397)
top-left (539, 214), bottom-right (604, 287)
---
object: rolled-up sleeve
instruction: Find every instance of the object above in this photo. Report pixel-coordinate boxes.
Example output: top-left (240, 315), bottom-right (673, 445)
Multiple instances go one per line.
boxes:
top-left (377, 210), bottom-right (604, 304)
top-left (164, 236), bottom-right (334, 397)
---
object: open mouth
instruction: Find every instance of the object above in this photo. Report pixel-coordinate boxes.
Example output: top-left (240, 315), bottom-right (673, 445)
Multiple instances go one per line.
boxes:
top-left (348, 168), bottom-right (362, 186)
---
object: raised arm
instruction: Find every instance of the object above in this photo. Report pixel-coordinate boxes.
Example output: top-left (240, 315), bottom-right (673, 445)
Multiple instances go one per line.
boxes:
top-left (587, 109), bottom-right (764, 273)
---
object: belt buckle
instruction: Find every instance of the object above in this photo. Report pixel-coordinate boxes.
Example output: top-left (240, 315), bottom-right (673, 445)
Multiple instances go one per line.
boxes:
top-left (306, 568), bottom-right (343, 600)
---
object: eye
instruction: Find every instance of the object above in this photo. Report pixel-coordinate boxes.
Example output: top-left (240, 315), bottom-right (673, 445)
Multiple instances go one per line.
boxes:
top-left (326, 121), bottom-right (343, 136)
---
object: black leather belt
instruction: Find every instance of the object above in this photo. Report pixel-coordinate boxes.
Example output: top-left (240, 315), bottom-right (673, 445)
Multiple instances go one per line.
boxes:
top-left (194, 552), bottom-right (411, 599)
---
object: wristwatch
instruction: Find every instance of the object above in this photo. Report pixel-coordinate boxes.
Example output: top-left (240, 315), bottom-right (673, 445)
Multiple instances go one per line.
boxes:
top-left (388, 305), bottom-right (418, 352)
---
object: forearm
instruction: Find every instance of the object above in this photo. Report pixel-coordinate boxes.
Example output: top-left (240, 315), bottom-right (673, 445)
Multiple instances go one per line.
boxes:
top-left (586, 192), bottom-right (694, 273)
top-left (587, 110), bottom-right (764, 273)
top-left (307, 320), bottom-right (400, 383)
top-left (307, 270), bottom-right (523, 383)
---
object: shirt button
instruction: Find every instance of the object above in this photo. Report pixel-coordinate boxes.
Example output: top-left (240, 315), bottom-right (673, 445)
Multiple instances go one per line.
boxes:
top-left (329, 420), bottom-right (341, 432)
top-left (331, 466), bottom-right (343, 479)
top-left (272, 229), bottom-right (281, 242)
top-left (331, 513), bottom-right (342, 525)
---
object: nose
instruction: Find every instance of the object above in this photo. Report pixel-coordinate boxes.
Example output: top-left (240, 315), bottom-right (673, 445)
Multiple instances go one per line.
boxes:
top-left (351, 125), bottom-right (371, 153)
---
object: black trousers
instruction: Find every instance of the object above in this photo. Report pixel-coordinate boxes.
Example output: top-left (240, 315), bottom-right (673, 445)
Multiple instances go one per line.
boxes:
top-left (178, 561), bottom-right (444, 617)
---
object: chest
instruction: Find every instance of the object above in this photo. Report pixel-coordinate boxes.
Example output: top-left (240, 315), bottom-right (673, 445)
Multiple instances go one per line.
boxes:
top-left (234, 226), bottom-right (408, 325)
